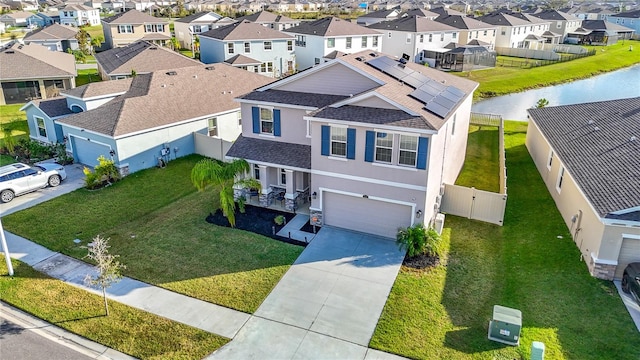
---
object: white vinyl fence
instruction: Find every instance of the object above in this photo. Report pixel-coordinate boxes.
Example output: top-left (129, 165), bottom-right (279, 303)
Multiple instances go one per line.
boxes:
top-left (194, 132), bottom-right (233, 161)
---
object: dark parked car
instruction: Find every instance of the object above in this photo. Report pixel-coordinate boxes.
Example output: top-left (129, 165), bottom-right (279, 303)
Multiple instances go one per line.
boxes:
top-left (622, 262), bottom-right (640, 306)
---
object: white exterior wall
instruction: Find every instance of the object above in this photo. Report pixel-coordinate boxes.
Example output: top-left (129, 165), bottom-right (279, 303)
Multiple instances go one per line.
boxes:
top-left (290, 33), bottom-right (382, 71)
top-left (381, 30), bottom-right (458, 62)
top-left (459, 28), bottom-right (498, 47)
top-left (496, 23), bottom-right (551, 48)
top-left (59, 8), bottom-right (100, 26)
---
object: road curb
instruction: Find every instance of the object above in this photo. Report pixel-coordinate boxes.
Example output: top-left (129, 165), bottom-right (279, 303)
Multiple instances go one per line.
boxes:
top-left (0, 302), bottom-right (137, 360)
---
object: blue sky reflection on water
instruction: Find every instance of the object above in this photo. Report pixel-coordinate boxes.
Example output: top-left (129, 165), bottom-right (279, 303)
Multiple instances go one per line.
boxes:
top-left (471, 64), bottom-right (640, 120)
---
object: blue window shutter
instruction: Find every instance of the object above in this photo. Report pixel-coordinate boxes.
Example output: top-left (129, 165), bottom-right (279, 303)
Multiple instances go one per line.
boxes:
top-left (273, 109), bottom-right (281, 136)
top-left (347, 128), bottom-right (356, 159)
top-left (417, 137), bottom-right (429, 169)
top-left (321, 125), bottom-right (330, 156)
top-left (365, 130), bottom-right (375, 162)
top-left (252, 107), bottom-right (259, 134)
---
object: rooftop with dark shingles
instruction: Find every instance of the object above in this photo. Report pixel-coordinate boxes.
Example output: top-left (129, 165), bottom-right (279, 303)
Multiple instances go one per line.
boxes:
top-left (226, 135), bottom-right (311, 169)
top-left (528, 97), bottom-right (640, 218)
top-left (240, 90), bottom-right (349, 108)
top-left (310, 105), bottom-right (432, 130)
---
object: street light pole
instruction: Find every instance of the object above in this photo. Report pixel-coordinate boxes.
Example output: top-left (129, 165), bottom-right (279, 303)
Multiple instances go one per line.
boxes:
top-left (0, 218), bottom-right (14, 276)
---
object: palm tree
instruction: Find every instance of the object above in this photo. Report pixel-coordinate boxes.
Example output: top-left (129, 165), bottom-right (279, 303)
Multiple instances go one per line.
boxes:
top-left (90, 35), bottom-right (104, 54)
top-left (191, 158), bottom-right (261, 227)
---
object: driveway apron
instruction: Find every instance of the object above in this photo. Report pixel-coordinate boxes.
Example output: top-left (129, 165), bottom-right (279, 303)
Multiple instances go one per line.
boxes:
top-left (208, 227), bottom-right (407, 359)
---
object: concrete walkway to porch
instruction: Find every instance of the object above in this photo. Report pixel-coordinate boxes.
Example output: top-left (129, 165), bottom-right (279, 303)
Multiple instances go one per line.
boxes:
top-left (277, 214), bottom-right (320, 243)
top-left (207, 227), bottom-right (408, 359)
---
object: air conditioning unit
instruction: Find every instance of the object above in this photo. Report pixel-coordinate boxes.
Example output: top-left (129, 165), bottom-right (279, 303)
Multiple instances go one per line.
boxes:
top-left (434, 213), bottom-right (445, 235)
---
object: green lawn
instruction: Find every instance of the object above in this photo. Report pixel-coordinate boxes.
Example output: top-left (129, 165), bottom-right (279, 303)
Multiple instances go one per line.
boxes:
top-left (0, 104), bottom-right (29, 151)
top-left (370, 121), bottom-right (639, 359)
top-left (460, 40), bottom-right (640, 99)
top-left (82, 25), bottom-right (104, 40)
top-left (1, 256), bottom-right (227, 359)
top-left (76, 68), bottom-right (102, 86)
top-left (2, 155), bottom-right (303, 313)
top-left (455, 125), bottom-right (500, 193)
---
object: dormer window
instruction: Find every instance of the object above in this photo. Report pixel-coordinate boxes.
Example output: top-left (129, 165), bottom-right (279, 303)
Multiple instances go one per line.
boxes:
top-left (70, 104), bottom-right (84, 113)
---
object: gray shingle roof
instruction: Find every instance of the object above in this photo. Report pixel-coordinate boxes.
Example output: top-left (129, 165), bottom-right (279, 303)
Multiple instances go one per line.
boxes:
top-left (368, 15), bottom-right (458, 32)
top-left (199, 20), bottom-right (293, 41)
top-left (310, 105), bottom-right (433, 130)
top-left (237, 10), bottom-right (296, 24)
top-left (95, 40), bottom-right (200, 76)
top-left (286, 16), bottom-right (380, 37)
top-left (226, 135), bottom-right (311, 169)
top-left (528, 97), bottom-right (640, 218)
top-left (31, 97), bottom-right (74, 118)
top-left (435, 14), bottom-right (496, 30)
top-left (174, 11), bottom-right (222, 23)
top-left (225, 54), bottom-right (261, 65)
top-left (531, 9), bottom-right (579, 21)
top-left (62, 78), bottom-right (132, 99)
top-left (102, 9), bottom-right (167, 24)
top-left (0, 42), bottom-right (75, 80)
top-left (239, 90), bottom-right (349, 108)
top-left (23, 23), bottom-right (78, 41)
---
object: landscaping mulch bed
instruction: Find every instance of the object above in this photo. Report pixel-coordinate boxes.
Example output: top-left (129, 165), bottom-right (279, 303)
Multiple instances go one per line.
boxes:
top-left (206, 205), bottom-right (307, 247)
top-left (402, 254), bottom-right (440, 270)
top-left (299, 220), bottom-right (321, 234)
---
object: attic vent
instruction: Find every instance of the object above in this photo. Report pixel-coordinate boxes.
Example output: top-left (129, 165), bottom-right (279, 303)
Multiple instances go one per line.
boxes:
top-left (205, 66), bottom-right (215, 70)
top-left (166, 71), bottom-right (177, 75)
top-left (149, 47), bottom-right (157, 50)
top-left (355, 56), bottom-right (364, 62)
top-left (18, 45), bottom-right (23, 49)
top-left (369, 52), bottom-right (377, 57)
top-left (5, 50), bottom-right (14, 54)
top-left (161, 84), bottom-right (167, 88)
top-left (193, 75), bottom-right (197, 78)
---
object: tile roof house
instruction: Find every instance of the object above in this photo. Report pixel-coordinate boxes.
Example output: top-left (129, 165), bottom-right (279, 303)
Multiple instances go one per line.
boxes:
top-left (227, 50), bottom-right (478, 238)
top-left (236, 10), bottom-right (300, 31)
top-left (20, 64), bottom-right (273, 173)
top-left (23, 23), bottom-right (79, 52)
top-left (59, 4), bottom-right (100, 26)
top-left (525, 97), bottom-right (640, 281)
top-left (101, 9), bottom-right (170, 49)
top-left (199, 20), bottom-right (296, 78)
top-left (95, 40), bottom-right (201, 80)
top-left (367, 15), bottom-right (460, 63)
top-left (173, 11), bottom-right (235, 50)
top-left (284, 17), bottom-right (383, 70)
top-left (0, 42), bottom-right (76, 105)
top-left (476, 11), bottom-right (552, 48)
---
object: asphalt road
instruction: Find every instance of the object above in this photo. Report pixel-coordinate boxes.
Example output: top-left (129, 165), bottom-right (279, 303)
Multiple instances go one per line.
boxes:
top-left (0, 319), bottom-right (93, 360)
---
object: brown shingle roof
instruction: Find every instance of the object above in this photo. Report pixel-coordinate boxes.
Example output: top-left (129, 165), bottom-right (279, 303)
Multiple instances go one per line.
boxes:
top-left (58, 64), bottom-right (274, 137)
top-left (286, 16), bottom-right (381, 37)
top-left (62, 78), bottom-right (133, 99)
top-left (368, 15), bottom-right (458, 32)
top-left (101, 9), bottom-right (168, 24)
top-left (237, 10), bottom-right (296, 24)
top-left (95, 41), bottom-right (200, 76)
top-left (23, 23), bottom-right (78, 41)
top-left (199, 20), bottom-right (293, 41)
top-left (0, 42), bottom-right (75, 80)
top-left (225, 54), bottom-right (261, 65)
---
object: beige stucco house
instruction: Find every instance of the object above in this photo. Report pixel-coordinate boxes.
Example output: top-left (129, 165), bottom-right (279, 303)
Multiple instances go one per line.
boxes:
top-left (101, 9), bottom-right (170, 49)
top-left (227, 51), bottom-right (478, 238)
top-left (526, 98), bottom-right (640, 280)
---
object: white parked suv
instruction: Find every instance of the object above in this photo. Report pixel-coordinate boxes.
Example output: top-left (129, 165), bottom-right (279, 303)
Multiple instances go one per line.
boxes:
top-left (0, 162), bottom-right (67, 203)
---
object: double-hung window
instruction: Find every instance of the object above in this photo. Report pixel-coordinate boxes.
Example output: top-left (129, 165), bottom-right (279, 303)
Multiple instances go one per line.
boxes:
top-left (375, 132), bottom-right (393, 163)
top-left (372, 36), bottom-right (378, 47)
top-left (279, 168), bottom-right (287, 185)
top-left (244, 42), bottom-right (250, 53)
top-left (253, 164), bottom-right (260, 180)
top-left (35, 117), bottom-right (46, 138)
top-left (361, 36), bottom-right (367, 47)
top-left (556, 166), bottom-right (565, 192)
top-left (547, 150), bottom-right (554, 170)
top-left (346, 37), bottom-right (352, 49)
top-left (327, 37), bottom-right (335, 48)
top-left (208, 117), bottom-right (217, 137)
top-left (263, 41), bottom-right (272, 50)
top-left (260, 108), bottom-right (273, 134)
top-left (398, 135), bottom-right (418, 166)
top-left (330, 127), bottom-right (347, 157)
top-left (287, 40), bottom-right (293, 51)
top-left (228, 43), bottom-right (234, 54)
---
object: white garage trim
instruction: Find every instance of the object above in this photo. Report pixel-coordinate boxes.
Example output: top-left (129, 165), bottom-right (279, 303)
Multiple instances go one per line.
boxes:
top-left (312, 171), bottom-right (427, 191)
top-left (615, 237), bottom-right (640, 280)
top-left (68, 134), bottom-right (112, 154)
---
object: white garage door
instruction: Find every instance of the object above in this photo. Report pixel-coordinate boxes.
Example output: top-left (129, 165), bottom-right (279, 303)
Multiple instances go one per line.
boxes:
top-left (323, 192), bottom-right (413, 239)
top-left (615, 237), bottom-right (640, 279)
top-left (73, 137), bottom-right (111, 168)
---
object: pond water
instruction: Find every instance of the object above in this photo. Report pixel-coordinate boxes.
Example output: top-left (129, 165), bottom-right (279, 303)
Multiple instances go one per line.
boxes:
top-left (471, 64), bottom-right (640, 120)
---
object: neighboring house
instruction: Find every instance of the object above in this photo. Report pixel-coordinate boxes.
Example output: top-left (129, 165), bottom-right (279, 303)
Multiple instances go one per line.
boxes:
top-left (23, 23), bottom-right (79, 52)
top-left (227, 51), bottom-right (478, 238)
top-left (20, 64), bottom-right (273, 172)
top-left (284, 17), bottom-right (382, 70)
top-left (356, 8), bottom-right (402, 26)
top-left (101, 9), bottom-right (170, 49)
top-left (59, 4), bottom-right (100, 26)
top-left (199, 20), bottom-right (295, 78)
top-left (0, 11), bottom-right (36, 27)
top-left (607, 10), bottom-right (640, 40)
top-left (525, 98), bottom-right (640, 281)
top-left (173, 11), bottom-right (233, 50)
top-left (236, 10), bottom-right (300, 31)
top-left (477, 11), bottom-right (551, 48)
top-left (435, 14), bottom-right (498, 49)
top-left (367, 15), bottom-right (460, 63)
top-left (31, 12), bottom-right (61, 27)
top-left (530, 9), bottom-right (582, 43)
top-left (575, 20), bottom-right (636, 44)
top-left (95, 40), bottom-right (201, 80)
top-left (0, 42), bottom-right (76, 105)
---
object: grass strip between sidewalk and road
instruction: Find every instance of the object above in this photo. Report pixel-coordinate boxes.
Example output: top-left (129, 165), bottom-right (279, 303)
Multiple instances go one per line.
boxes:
top-left (2, 155), bottom-right (303, 314)
top-left (369, 121), bottom-right (639, 360)
top-left (458, 40), bottom-right (640, 100)
top-left (0, 256), bottom-right (228, 359)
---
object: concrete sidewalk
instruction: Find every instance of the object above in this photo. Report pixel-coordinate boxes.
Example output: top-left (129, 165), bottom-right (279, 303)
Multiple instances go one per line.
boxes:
top-left (4, 232), bottom-right (250, 339)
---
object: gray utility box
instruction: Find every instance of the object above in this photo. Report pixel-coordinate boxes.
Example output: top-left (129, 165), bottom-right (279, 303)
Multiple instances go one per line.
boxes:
top-left (488, 305), bottom-right (522, 346)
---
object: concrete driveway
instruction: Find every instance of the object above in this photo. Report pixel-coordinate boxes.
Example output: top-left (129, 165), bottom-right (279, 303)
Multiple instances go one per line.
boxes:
top-left (207, 227), bottom-right (407, 360)
top-left (0, 162), bottom-right (85, 217)
top-left (614, 280), bottom-right (640, 332)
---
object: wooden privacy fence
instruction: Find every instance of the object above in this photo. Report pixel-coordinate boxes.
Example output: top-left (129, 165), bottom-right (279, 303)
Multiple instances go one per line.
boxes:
top-left (441, 113), bottom-right (507, 225)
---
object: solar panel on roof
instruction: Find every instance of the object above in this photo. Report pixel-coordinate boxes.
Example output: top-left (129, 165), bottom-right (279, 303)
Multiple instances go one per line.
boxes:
top-left (425, 102), bottom-right (451, 118)
top-left (440, 88), bottom-right (464, 103)
top-left (445, 85), bottom-right (466, 98)
top-left (409, 89), bottom-right (436, 104)
top-left (366, 56), bottom-right (397, 73)
top-left (383, 65), bottom-right (411, 80)
top-left (403, 72), bottom-right (431, 88)
top-left (432, 95), bottom-right (456, 110)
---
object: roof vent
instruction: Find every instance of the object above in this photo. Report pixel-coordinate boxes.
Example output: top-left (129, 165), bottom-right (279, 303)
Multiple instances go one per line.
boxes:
top-left (594, 126), bottom-right (600, 131)
top-left (631, 136), bottom-right (637, 142)
top-left (193, 75), bottom-right (197, 78)
top-left (205, 66), bottom-right (215, 70)
top-left (166, 71), bottom-right (177, 75)
top-left (369, 52), bottom-right (377, 57)
top-left (355, 56), bottom-right (364, 61)
top-left (161, 84), bottom-right (166, 88)
top-left (5, 50), bottom-right (14, 54)
top-left (149, 46), bottom-right (157, 50)
top-left (588, 119), bottom-right (595, 124)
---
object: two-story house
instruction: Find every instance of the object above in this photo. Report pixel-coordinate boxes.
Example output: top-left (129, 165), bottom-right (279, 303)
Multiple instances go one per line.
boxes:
top-left (368, 15), bottom-right (460, 63)
top-left (101, 9), bottom-right (170, 49)
top-left (23, 23), bottom-right (79, 52)
top-left (607, 10), bottom-right (640, 39)
top-left (59, 4), bottom-right (100, 26)
top-left (236, 10), bottom-right (300, 31)
top-left (434, 14), bottom-right (498, 49)
top-left (284, 17), bottom-right (383, 71)
top-left (227, 51), bottom-right (478, 238)
top-left (173, 11), bottom-right (235, 50)
top-left (199, 20), bottom-right (295, 78)
top-left (477, 11), bottom-right (551, 48)
top-left (530, 9), bottom-right (582, 43)
top-left (356, 8), bottom-right (402, 26)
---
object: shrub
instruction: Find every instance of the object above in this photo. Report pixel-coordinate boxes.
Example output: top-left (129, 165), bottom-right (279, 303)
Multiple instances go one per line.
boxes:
top-left (83, 156), bottom-right (120, 189)
top-left (274, 215), bottom-right (286, 226)
top-left (396, 224), bottom-right (443, 258)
